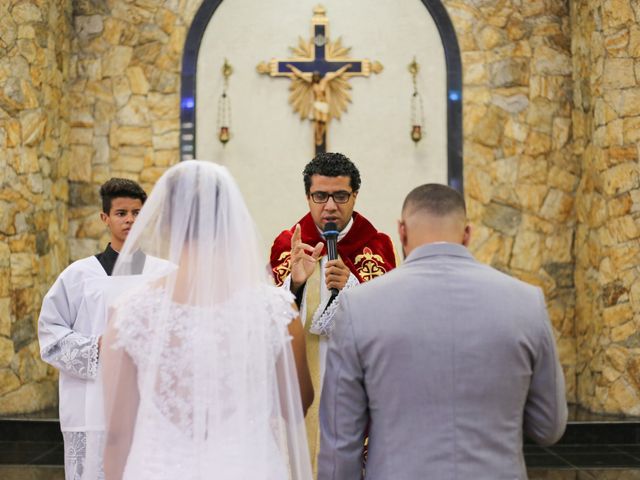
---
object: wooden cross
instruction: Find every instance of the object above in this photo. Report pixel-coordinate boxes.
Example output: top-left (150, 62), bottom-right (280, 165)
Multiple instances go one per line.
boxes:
top-left (257, 5), bottom-right (382, 154)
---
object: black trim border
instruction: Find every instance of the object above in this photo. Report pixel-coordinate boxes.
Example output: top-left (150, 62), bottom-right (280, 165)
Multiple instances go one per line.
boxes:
top-left (419, 0), bottom-right (463, 192)
top-left (179, 0), bottom-right (224, 161)
top-left (180, 0), bottom-right (463, 192)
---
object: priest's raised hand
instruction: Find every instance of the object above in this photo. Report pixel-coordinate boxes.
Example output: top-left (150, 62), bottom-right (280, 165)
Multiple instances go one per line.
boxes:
top-left (289, 223), bottom-right (323, 295)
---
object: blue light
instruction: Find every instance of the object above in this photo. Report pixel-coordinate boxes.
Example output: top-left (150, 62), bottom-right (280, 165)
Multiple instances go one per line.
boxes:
top-left (449, 90), bottom-right (461, 102)
top-left (181, 97), bottom-right (195, 109)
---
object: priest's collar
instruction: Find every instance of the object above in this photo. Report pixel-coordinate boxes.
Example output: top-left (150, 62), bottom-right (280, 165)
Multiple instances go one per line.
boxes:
top-left (315, 217), bottom-right (354, 243)
top-left (95, 243), bottom-right (119, 276)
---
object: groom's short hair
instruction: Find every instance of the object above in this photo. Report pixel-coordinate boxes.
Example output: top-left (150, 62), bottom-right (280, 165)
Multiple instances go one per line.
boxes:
top-left (402, 184), bottom-right (466, 219)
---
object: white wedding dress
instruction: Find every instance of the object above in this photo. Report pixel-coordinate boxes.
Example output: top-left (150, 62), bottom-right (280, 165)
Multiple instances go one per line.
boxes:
top-left (102, 161), bottom-right (311, 480)
top-left (111, 285), bottom-right (296, 480)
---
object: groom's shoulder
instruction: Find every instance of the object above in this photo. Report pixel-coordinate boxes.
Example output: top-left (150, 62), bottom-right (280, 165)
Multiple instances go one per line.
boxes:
top-left (344, 263), bottom-right (405, 305)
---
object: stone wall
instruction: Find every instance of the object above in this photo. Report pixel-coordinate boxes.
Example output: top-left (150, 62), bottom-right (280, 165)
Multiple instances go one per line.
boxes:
top-left (67, 0), bottom-right (200, 260)
top-left (0, 0), bottom-right (73, 414)
top-left (572, 0), bottom-right (640, 415)
top-left (1, 0), bottom-right (639, 416)
top-left (442, 0), bottom-right (579, 402)
top-left (0, 0), bottom-right (201, 415)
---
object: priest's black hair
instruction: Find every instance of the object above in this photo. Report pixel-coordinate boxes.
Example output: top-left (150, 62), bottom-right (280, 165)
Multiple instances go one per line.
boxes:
top-left (302, 152), bottom-right (361, 194)
top-left (100, 178), bottom-right (147, 214)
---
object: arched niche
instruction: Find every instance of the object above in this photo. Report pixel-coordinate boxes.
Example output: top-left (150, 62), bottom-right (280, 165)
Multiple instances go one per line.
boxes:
top-left (180, 0), bottom-right (462, 252)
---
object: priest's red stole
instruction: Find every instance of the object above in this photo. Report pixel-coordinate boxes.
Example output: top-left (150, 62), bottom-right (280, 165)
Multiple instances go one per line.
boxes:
top-left (270, 211), bottom-right (396, 285)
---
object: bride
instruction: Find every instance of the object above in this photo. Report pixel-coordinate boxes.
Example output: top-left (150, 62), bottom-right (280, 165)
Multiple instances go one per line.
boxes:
top-left (101, 161), bottom-right (313, 480)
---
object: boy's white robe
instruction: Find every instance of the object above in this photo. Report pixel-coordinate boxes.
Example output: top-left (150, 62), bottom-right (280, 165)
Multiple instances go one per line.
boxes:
top-left (38, 253), bottom-right (171, 479)
top-left (39, 256), bottom-right (110, 432)
top-left (38, 256), bottom-right (109, 480)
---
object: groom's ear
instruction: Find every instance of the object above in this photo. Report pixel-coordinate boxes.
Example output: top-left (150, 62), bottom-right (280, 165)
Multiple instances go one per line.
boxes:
top-left (398, 220), bottom-right (407, 248)
top-left (462, 224), bottom-right (471, 247)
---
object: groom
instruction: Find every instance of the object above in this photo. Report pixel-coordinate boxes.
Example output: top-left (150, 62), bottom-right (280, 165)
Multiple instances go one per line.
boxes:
top-left (318, 184), bottom-right (567, 479)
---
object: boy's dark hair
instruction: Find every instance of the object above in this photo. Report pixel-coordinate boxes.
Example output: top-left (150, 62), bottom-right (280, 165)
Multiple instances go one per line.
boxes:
top-left (302, 152), bottom-right (361, 194)
top-left (402, 183), bottom-right (466, 218)
top-left (100, 178), bottom-right (147, 214)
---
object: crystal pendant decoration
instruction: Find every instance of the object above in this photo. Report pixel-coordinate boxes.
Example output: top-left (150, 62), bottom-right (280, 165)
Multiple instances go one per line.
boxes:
top-left (218, 125), bottom-right (230, 144)
top-left (411, 124), bottom-right (422, 143)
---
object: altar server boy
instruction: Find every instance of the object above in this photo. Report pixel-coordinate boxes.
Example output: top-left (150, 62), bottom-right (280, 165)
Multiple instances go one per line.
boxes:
top-left (38, 178), bottom-right (147, 480)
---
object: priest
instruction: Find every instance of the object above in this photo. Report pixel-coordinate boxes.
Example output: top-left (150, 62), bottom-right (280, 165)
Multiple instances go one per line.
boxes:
top-left (270, 152), bottom-right (396, 473)
top-left (38, 178), bottom-right (147, 480)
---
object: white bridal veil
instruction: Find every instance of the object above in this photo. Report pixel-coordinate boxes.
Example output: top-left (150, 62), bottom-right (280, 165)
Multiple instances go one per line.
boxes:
top-left (100, 160), bottom-right (311, 480)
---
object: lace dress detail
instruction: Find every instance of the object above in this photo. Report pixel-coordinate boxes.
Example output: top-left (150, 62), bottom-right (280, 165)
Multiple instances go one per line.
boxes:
top-left (41, 333), bottom-right (100, 379)
top-left (111, 285), bottom-right (297, 480)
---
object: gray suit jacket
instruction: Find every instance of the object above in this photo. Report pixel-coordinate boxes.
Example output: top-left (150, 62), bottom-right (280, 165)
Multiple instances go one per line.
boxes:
top-left (318, 243), bottom-right (567, 480)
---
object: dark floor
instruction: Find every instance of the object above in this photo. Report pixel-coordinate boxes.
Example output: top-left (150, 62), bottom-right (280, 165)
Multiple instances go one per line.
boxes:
top-left (2, 406), bottom-right (640, 479)
top-left (0, 408), bottom-right (64, 478)
top-left (0, 466), bottom-right (65, 480)
top-left (526, 443), bottom-right (640, 469)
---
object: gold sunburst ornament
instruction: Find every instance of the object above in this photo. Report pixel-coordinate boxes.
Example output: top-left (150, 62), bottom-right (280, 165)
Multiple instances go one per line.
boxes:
top-left (257, 5), bottom-right (383, 153)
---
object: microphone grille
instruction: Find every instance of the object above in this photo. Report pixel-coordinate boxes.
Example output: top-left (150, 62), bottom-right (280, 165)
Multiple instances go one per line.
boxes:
top-left (324, 222), bottom-right (338, 232)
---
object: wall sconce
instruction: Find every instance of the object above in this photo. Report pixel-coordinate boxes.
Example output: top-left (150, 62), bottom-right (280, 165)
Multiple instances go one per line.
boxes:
top-left (217, 59), bottom-right (233, 145)
top-left (409, 57), bottom-right (424, 143)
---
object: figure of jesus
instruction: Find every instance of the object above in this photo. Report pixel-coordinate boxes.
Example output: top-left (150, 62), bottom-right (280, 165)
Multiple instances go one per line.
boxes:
top-left (287, 63), bottom-right (352, 147)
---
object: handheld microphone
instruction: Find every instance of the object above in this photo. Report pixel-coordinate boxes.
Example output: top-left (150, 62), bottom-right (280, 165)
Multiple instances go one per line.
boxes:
top-left (323, 222), bottom-right (340, 297)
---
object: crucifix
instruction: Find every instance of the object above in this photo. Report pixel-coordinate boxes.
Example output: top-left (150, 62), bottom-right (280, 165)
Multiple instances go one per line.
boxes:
top-left (257, 5), bottom-right (383, 154)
